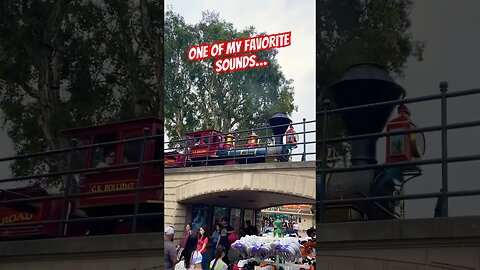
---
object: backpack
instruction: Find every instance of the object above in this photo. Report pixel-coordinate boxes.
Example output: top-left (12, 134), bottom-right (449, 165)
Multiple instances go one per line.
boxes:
top-left (174, 258), bottom-right (187, 270)
top-left (175, 255), bottom-right (193, 270)
top-left (176, 251), bottom-right (201, 270)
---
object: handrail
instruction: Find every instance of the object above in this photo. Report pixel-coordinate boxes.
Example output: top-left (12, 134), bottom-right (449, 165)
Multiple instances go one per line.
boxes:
top-left (316, 82), bottom-right (480, 222)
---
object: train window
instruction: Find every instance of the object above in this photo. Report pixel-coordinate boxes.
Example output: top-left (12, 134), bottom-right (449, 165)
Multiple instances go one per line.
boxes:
top-left (123, 135), bottom-right (143, 164)
top-left (194, 135), bottom-right (203, 145)
top-left (186, 135), bottom-right (194, 146)
top-left (71, 138), bottom-right (90, 169)
top-left (92, 133), bottom-right (117, 168)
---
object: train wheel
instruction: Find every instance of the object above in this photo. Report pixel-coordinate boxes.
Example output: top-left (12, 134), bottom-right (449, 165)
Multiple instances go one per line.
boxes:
top-left (225, 161), bottom-right (239, 165)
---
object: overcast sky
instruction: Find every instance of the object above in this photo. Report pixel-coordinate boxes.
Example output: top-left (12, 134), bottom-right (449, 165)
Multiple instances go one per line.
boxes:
top-left (382, 0), bottom-right (480, 218)
top-left (164, 0), bottom-right (316, 161)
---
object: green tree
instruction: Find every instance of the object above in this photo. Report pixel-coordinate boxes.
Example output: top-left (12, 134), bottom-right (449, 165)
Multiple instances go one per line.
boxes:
top-left (103, 0), bottom-right (163, 119)
top-left (164, 10), bottom-right (296, 144)
top-left (0, 0), bottom-right (162, 188)
top-left (164, 10), bottom-right (198, 140)
top-left (316, 0), bottom-right (425, 157)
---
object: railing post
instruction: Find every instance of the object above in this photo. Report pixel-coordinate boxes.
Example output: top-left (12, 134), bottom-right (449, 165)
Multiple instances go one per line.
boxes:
top-left (302, 118), bottom-right (306, 161)
top-left (317, 99), bottom-right (330, 223)
top-left (132, 127), bottom-right (149, 233)
top-left (206, 133), bottom-right (210, 166)
top-left (265, 126), bottom-right (269, 162)
top-left (440, 81), bottom-right (449, 217)
top-left (61, 138), bottom-right (77, 236)
top-left (233, 130), bottom-right (237, 164)
top-left (183, 137), bottom-right (188, 167)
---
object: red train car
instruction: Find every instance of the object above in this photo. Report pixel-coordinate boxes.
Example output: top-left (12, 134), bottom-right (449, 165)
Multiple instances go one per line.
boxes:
top-left (0, 186), bottom-right (83, 239)
top-left (63, 117), bottom-right (163, 234)
top-left (0, 118), bottom-right (163, 239)
top-left (165, 112), bottom-right (297, 167)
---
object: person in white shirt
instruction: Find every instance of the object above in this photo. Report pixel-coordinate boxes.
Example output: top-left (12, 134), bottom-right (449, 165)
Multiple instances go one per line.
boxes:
top-left (209, 245), bottom-right (228, 270)
top-left (293, 222), bottom-right (300, 234)
top-left (178, 235), bottom-right (202, 270)
top-left (96, 149), bottom-right (115, 168)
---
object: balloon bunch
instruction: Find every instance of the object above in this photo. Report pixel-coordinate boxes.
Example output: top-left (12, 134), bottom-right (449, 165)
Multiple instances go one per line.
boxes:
top-left (272, 237), bottom-right (302, 262)
top-left (231, 236), bottom-right (303, 262)
top-left (231, 235), bottom-right (276, 259)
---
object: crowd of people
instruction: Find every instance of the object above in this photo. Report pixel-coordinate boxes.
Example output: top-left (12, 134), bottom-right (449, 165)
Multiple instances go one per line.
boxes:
top-left (165, 218), bottom-right (316, 270)
top-left (164, 217), bottom-right (241, 270)
top-left (261, 216), bottom-right (302, 236)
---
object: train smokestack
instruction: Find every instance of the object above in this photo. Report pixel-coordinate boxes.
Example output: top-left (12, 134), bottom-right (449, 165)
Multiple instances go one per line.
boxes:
top-left (269, 112), bottom-right (292, 145)
top-left (331, 63), bottom-right (405, 166)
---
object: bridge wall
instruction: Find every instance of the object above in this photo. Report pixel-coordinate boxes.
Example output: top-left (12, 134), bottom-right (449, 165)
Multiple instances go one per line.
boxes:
top-left (317, 217), bottom-right (480, 269)
top-left (0, 233), bottom-right (162, 270)
top-left (165, 162), bottom-right (315, 239)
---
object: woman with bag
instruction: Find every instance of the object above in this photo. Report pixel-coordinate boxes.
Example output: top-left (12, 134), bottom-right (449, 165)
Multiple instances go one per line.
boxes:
top-left (197, 226), bottom-right (209, 270)
top-left (175, 235), bottom-right (202, 270)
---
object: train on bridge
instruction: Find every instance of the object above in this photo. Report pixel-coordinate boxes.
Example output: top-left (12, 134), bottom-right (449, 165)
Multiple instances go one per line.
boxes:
top-left (164, 112), bottom-right (299, 168)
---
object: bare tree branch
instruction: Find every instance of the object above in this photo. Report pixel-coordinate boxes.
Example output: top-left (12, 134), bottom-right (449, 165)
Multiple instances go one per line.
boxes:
top-left (139, 0), bottom-right (154, 46)
top-left (20, 82), bottom-right (39, 99)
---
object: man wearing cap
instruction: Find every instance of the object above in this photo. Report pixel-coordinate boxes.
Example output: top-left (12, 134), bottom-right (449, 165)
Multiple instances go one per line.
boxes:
top-left (164, 226), bottom-right (178, 270)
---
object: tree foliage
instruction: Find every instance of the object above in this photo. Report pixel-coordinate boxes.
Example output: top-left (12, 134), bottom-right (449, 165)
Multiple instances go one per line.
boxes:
top-left (0, 0), bottom-right (163, 187)
top-left (164, 10), bottom-right (296, 143)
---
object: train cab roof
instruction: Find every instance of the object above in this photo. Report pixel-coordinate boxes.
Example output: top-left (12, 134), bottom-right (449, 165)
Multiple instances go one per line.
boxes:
top-left (62, 117), bottom-right (162, 137)
top-left (60, 118), bottom-right (163, 170)
top-left (185, 130), bottom-right (222, 136)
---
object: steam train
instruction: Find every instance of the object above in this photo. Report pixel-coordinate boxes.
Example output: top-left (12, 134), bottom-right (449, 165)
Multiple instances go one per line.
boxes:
top-left (0, 118), bottom-right (163, 239)
top-left (164, 112), bottom-right (299, 168)
top-left (322, 63), bottom-right (426, 222)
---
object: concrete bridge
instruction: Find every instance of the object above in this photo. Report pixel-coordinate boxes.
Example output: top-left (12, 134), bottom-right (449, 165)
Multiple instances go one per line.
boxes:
top-left (164, 161), bottom-right (315, 238)
top-left (0, 233), bottom-right (161, 270)
top-left (317, 216), bottom-right (480, 269)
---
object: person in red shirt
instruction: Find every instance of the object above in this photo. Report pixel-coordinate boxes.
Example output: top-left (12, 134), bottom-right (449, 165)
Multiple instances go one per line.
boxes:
top-left (197, 226), bottom-right (209, 270)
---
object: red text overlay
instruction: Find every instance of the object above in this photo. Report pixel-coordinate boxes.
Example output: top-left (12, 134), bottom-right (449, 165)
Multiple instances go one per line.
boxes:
top-left (187, 32), bottom-right (291, 73)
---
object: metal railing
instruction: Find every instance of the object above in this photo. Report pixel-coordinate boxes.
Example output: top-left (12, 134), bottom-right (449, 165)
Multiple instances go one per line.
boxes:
top-left (0, 129), bottom-right (164, 238)
top-left (164, 118), bottom-right (316, 167)
top-left (317, 82), bottom-right (480, 222)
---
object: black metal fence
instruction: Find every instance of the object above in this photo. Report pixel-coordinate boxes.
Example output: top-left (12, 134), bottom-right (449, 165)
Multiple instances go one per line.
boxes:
top-left (163, 118), bottom-right (316, 167)
top-left (0, 130), bottom-right (163, 238)
top-left (7, 81), bottom-right (477, 237)
top-left (317, 82), bottom-right (480, 222)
